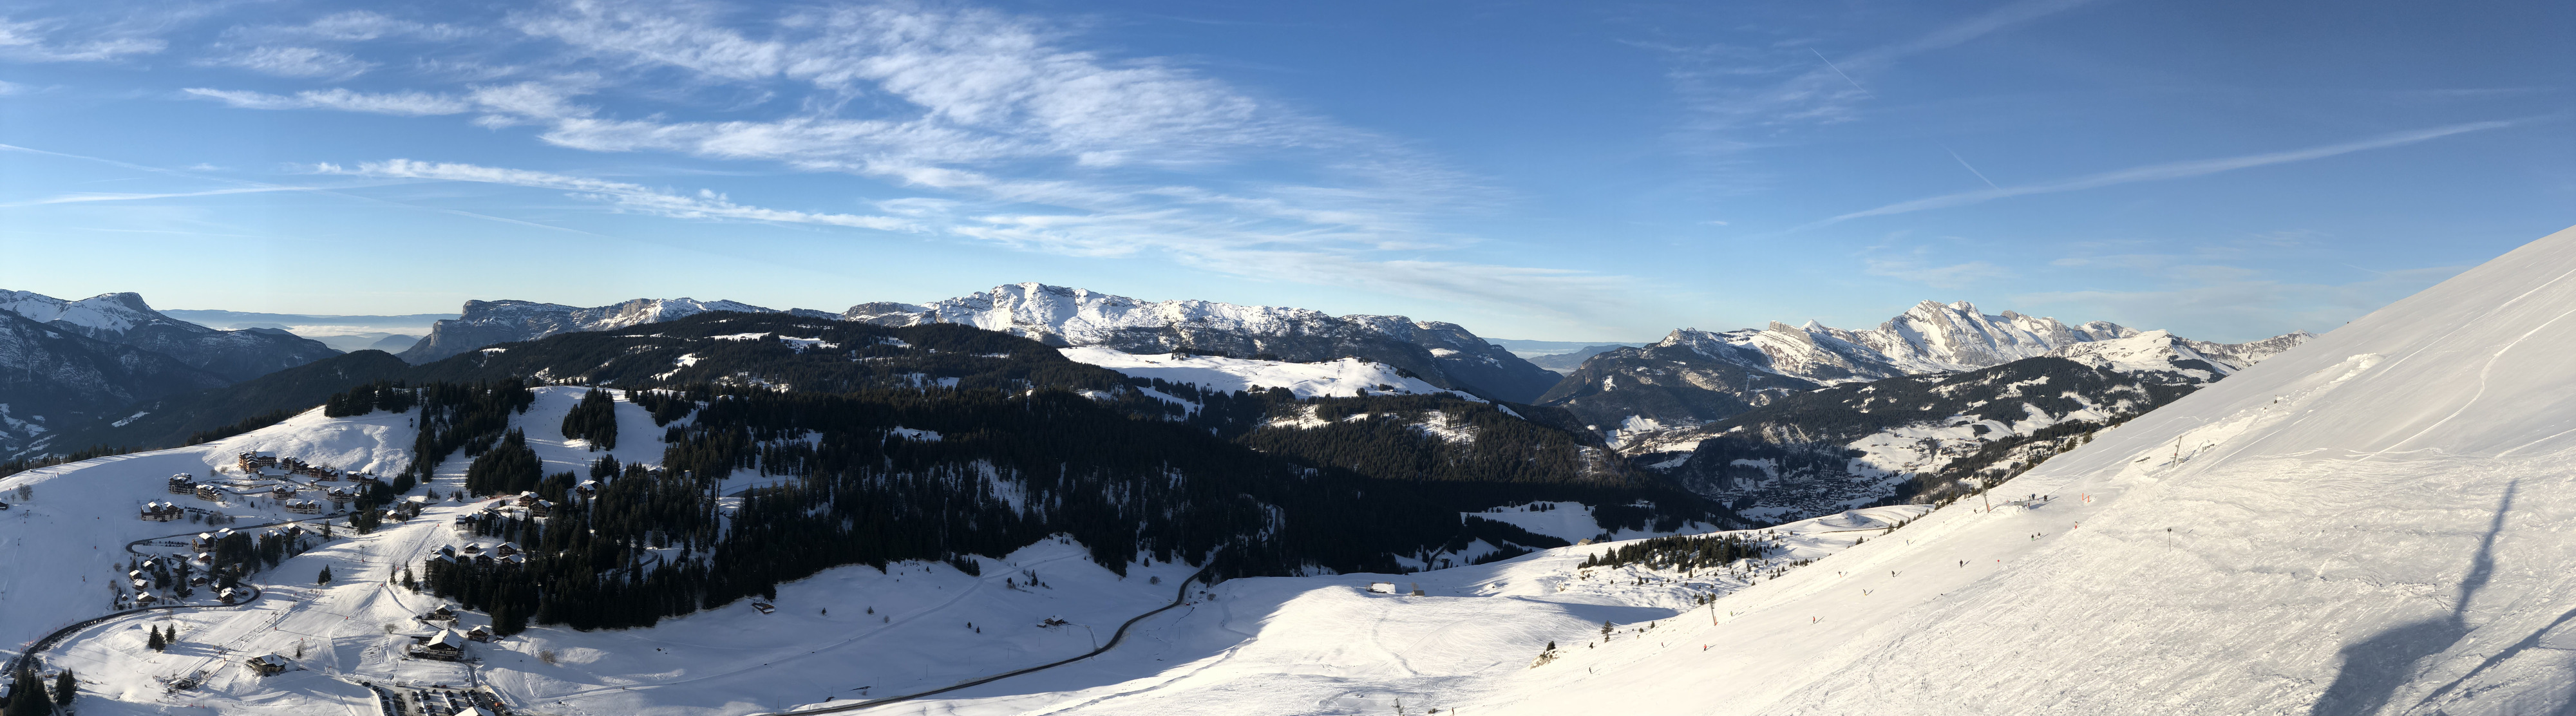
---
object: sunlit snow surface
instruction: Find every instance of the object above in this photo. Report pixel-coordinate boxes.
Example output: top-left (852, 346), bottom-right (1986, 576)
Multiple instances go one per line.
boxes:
top-left (1058, 346), bottom-right (1468, 400)
top-left (907, 225), bottom-right (2576, 715)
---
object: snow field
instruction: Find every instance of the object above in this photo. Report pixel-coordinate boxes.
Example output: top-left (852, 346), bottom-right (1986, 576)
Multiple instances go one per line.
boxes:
top-left (1058, 346), bottom-right (1466, 400)
top-left (8, 386), bottom-right (1208, 716)
top-left (1470, 225), bottom-right (2576, 715)
top-left (877, 505), bottom-right (1927, 715)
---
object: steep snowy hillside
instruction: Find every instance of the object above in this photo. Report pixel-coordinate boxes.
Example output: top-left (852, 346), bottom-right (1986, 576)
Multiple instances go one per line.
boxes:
top-left (848, 283), bottom-right (1562, 402)
top-left (829, 505), bottom-right (1926, 715)
top-left (0, 290), bottom-right (339, 382)
top-left (810, 226), bottom-right (2576, 716)
top-left (1540, 301), bottom-right (2310, 432)
top-left (1472, 224), bottom-right (2576, 714)
top-left (399, 297), bottom-right (833, 364)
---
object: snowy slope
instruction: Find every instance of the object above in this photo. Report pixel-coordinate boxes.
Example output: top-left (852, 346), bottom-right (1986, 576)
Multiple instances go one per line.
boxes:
top-left (2, 386), bottom-right (1203, 715)
top-left (0, 290), bottom-right (168, 336)
top-left (866, 505), bottom-right (1927, 715)
top-left (1464, 224), bottom-right (2576, 714)
top-left (837, 226), bottom-right (2576, 716)
top-left (1059, 346), bottom-right (1464, 400)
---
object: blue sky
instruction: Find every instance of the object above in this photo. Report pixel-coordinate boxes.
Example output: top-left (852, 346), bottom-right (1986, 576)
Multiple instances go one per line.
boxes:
top-left (0, 0), bottom-right (2567, 343)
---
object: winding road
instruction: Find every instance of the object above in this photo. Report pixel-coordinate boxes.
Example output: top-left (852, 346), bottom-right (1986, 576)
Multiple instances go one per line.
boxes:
top-left (741, 566), bottom-right (1217, 716)
top-left (3, 514), bottom-right (341, 677)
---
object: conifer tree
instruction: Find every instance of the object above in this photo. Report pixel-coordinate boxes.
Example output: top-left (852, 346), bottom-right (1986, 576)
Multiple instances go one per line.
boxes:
top-left (317, 566), bottom-right (333, 585)
top-left (4, 668), bottom-right (51, 716)
top-left (146, 627), bottom-right (164, 652)
top-left (51, 669), bottom-right (73, 707)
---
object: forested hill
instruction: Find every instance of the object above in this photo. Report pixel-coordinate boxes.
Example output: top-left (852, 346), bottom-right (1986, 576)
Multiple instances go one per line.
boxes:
top-left (39, 312), bottom-right (1725, 633)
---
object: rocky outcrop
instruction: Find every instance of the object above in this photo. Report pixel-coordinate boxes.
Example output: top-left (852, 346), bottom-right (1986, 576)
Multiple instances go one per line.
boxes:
top-left (845, 283), bottom-right (1563, 402)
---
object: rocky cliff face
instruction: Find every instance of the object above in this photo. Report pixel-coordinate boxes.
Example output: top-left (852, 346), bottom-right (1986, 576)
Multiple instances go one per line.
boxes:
top-left (0, 290), bottom-right (339, 382)
top-left (399, 297), bottom-right (829, 363)
top-left (845, 283), bottom-right (1564, 402)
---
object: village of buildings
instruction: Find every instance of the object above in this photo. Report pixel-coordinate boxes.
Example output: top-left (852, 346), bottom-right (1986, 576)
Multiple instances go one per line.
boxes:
top-left (86, 449), bottom-right (592, 716)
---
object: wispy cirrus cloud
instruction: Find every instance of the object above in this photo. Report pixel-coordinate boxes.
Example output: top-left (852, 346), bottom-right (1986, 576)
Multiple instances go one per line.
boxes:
top-left (182, 88), bottom-right (473, 116)
top-left (0, 17), bottom-right (164, 62)
top-left (223, 10), bottom-right (473, 42)
top-left (115, 0), bottom-right (1637, 317)
top-left (196, 46), bottom-right (375, 79)
top-left (1802, 118), bottom-right (2529, 229)
top-left (1647, 0), bottom-right (2103, 147)
top-left (317, 158), bottom-right (917, 231)
top-left (0, 185), bottom-right (325, 207)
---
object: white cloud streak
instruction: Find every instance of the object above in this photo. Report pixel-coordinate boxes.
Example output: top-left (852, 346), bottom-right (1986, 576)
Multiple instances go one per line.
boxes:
top-left (196, 46), bottom-right (375, 79)
top-left (0, 185), bottom-right (322, 207)
top-left (1654, 0), bottom-right (2103, 146)
top-left (182, 88), bottom-right (473, 116)
top-left (317, 158), bottom-right (916, 231)
top-left (148, 0), bottom-right (1639, 317)
top-left (225, 11), bottom-right (473, 42)
top-left (0, 17), bottom-right (164, 61)
top-left (1806, 119), bottom-right (2529, 229)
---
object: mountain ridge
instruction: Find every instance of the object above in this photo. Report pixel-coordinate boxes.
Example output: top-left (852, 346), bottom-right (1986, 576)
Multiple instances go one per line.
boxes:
top-left (1542, 299), bottom-right (2313, 434)
top-left (0, 289), bottom-right (340, 381)
top-left (846, 283), bottom-right (1564, 402)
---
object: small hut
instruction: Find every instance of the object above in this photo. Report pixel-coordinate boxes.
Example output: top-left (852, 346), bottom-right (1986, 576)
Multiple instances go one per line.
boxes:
top-left (413, 630), bottom-right (466, 661)
top-left (142, 502), bottom-right (185, 521)
top-left (246, 654), bottom-right (291, 675)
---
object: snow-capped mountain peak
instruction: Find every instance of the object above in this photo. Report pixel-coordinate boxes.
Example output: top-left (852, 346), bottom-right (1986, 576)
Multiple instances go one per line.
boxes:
top-left (0, 290), bottom-right (184, 338)
top-left (847, 283), bottom-right (1564, 402)
top-left (2045, 330), bottom-right (2231, 379)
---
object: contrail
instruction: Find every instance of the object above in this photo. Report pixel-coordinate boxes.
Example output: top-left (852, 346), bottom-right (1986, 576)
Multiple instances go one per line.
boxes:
top-left (1944, 146), bottom-right (2002, 190)
top-left (1788, 117), bottom-right (2535, 231)
top-left (1812, 48), bottom-right (1871, 96)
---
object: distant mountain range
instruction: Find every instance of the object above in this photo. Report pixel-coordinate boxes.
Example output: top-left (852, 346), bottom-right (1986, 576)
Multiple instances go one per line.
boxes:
top-left (397, 298), bottom-right (835, 363)
top-left (0, 290), bottom-right (341, 457)
top-left (160, 308), bottom-right (456, 353)
top-left (1537, 299), bottom-right (2311, 435)
top-left (845, 283), bottom-right (1566, 402)
top-left (10, 285), bottom-right (2327, 531)
top-left (1625, 329), bottom-right (2282, 520)
top-left (391, 285), bottom-right (1566, 402)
